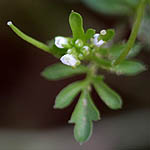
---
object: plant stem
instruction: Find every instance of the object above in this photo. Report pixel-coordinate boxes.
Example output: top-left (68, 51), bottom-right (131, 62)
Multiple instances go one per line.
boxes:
top-left (7, 21), bottom-right (51, 53)
top-left (113, 0), bottom-right (146, 66)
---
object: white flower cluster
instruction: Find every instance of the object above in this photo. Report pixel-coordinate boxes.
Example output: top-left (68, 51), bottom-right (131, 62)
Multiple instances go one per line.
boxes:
top-left (54, 29), bottom-right (107, 67)
top-left (55, 36), bottom-right (81, 67)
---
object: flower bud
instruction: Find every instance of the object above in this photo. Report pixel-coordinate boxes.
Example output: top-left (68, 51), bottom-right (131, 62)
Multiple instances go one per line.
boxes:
top-left (81, 46), bottom-right (90, 56)
top-left (100, 29), bottom-right (107, 35)
top-left (75, 39), bottom-right (84, 48)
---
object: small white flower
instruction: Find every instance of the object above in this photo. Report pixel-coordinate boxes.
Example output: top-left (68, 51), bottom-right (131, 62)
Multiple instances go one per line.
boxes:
top-left (100, 29), bottom-right (107, 35)
top-left (92, 33), bottom-right (105, 47)
top-left (60, 54), bottom-right (79, 67)
top-left (55, 36), bottom-right (69, 48)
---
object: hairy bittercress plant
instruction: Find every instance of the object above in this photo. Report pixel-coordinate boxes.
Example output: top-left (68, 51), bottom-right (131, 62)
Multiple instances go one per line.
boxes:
top-left (7, 0), bottom-right (147, 144)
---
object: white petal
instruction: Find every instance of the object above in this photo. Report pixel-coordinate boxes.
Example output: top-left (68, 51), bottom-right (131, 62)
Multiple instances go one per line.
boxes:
top-left (60, 54), bottom-right (78, 67)
top-left (93, 33), bottom-right (105, 47)
top-left (55, 36), bottom-right (68, 48)
top-left (83, 46), bottom-right (89, 51)
top-left (96, 39), bottom-right (105, 47)
top-left (93, 33), bottom-right (100, 39)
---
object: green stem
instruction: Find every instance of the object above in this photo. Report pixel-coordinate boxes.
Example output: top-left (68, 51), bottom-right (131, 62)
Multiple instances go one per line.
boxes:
top-left (7, 21), bottom-right (51, 53)
top-left (113, 0), bottom-right (146, 66)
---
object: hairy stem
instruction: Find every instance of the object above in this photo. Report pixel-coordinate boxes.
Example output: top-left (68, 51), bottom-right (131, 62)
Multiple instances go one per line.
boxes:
top-left (113, 0), bottom-right (146, 65)
top-left (7, 21), bottom-right (51, 53)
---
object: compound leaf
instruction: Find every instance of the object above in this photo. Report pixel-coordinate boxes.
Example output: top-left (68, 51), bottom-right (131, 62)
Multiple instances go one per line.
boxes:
top-left (69, 90), bottom-right (100, 144)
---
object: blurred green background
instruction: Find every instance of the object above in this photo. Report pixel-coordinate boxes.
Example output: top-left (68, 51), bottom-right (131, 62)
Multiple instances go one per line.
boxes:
top-left (0, 0), bottom-right (150, 149)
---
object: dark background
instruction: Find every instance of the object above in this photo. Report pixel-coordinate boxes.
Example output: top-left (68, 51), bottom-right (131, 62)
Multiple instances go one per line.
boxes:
top-left (0, 0), bottom-right (149, 149)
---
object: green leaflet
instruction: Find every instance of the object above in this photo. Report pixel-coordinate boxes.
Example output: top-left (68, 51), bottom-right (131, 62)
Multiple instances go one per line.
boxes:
top-left (41, 63), bottom-right (88, 80)
top-left (69, 90), bottom-right (100, 144)
top-left (54, 81), bottom-right (84, 109)
top-left (111, 60), bottom-right (146, 75)
top-left (85, 28), bottom-right (96, 42)
top-left (69, 11), bottom-right (85, 41)
top-left (92, 77), bottom-right (122, 109)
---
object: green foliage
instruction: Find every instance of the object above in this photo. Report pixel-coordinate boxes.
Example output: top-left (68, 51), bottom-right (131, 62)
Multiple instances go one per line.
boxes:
top-left (111, 60), bottom-right (146, 75)
top-left (127, 43), bottom-right (142, 58)
top-left (8, 0), bottom-right (148, 144)
top-left (85, 28), bottom-right (96, 42)
top-left (69, 11), bottom-right (85, 41)
top-left (93, 77), bottom-right (122, 109)
top-left (69, 90), bottom-right (100, 144)
top-left (41, 63), bottom-right (88, 80)
top-left (54, 81), bottom-right (83, 109)
top-left (109, 43), bottom-right (142, 59)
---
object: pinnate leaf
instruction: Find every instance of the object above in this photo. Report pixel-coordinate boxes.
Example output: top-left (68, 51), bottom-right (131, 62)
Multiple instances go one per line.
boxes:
top-left (69, 90), bottom-right (100, 144)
